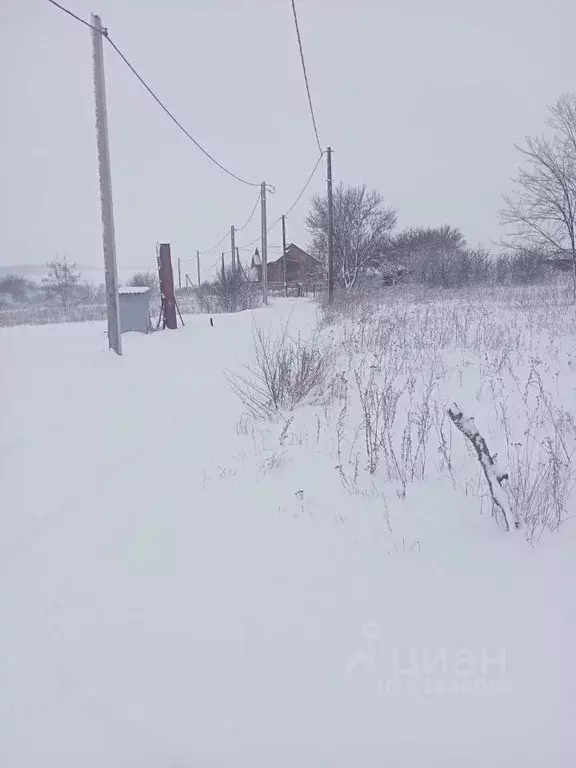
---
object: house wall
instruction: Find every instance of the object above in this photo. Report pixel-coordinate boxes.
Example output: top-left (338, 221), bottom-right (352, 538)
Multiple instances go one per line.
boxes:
top-left (252, 246), bottom-right (322, 283)
top-left (267, 254), bottom-right (321, 283)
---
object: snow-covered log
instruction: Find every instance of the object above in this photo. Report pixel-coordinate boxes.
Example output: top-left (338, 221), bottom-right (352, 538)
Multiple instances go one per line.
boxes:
top-left (447, 403), bottom-right (521, 531)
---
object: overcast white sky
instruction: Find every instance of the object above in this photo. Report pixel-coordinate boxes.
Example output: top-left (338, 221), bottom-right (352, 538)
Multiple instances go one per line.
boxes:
top-left (2, 0), bottom-right (576, 276)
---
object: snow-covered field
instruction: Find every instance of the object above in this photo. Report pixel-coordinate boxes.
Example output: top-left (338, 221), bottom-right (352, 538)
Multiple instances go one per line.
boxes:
top-left (1, 286), bottom-right (575, 766)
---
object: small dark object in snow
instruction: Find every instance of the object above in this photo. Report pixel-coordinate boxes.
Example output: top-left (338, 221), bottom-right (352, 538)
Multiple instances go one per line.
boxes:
top-left (210, 317), bottom-right (214, 327)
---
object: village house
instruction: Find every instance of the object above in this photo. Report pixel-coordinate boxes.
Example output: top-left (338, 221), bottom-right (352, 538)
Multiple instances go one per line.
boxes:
top-left (250, 243), bottom-right (322, 284)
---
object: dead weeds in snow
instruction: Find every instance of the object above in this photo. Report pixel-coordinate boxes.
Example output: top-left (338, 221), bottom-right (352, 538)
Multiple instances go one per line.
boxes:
top-left (231, 284), bottom-right (576, 540)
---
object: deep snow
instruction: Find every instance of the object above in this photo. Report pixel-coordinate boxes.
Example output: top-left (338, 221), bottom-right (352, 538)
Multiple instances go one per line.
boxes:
top-left (1, 297), bottom-right (575, 766)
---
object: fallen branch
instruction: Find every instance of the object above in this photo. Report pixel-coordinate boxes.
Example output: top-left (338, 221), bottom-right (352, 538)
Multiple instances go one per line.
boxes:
top-left (447, 403), bottom-right (521, 531)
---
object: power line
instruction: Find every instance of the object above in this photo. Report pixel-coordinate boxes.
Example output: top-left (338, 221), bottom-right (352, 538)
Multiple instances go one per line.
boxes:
top-left (104, 37), bottom-right (262, 188)
top-left (289, 0), bottom-right (323, 155)
top-left (237, 245), bottom-right (282, 252)
top-left (284, 151), bottom-right (324, 217)
top-left (285, 215), bottom-right (309, 242)
top-left (199, 230), bottom-right (229, 256)
top-left (47, 1), bottom-right (323, 261)
top-left (237, 152), bottom-right (324, 250)
top-left (46, 0), bottom-right (262, 188)
top-left (238, 216), bottom-right (283, 251)
top-left (200, 188), bottom-right (265, 253)
top-left (46, 0), bottom-right (98, 32)
top-left (236, 192), bottom-right (261, 231)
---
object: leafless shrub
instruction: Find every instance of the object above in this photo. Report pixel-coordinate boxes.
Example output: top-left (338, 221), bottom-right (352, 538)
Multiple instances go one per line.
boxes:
top-left (258, 449), bottom-right (290, 474)
top-left (235, 414), bottom-right (254, 437)
top-left (386, 538), bottom-right (421, 557)
top-left (198, 266), bottom-right (261, 314)
top-left (43, 255), bottom-right (80, 315)
top-left (229, 322), bottom-right (329, 419)
top-left (433, 401), bottom-right (456, 485)
top-left (498, 369), bottom-right (576, 540)
top-left (351, 357), bottom-right (437, 497)
top-left (128, 271), bottom-right (160, 297)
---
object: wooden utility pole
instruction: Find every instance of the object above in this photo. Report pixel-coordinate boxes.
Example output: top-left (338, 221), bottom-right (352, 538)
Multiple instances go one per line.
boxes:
top-left (230, 226), bottom-right (236, 271)
top-left (221, 252), bottom-right (225, 282)
top-left (196, 249), bottom-right (201, 287)
top-left (282, 214), bottom-right (287, 297)
top-left (261, 181), bottom-right (268, 305)
top-left (91, 14), bottom-right (122, 355)
top-left (327, 146), bottom-right (334, 305)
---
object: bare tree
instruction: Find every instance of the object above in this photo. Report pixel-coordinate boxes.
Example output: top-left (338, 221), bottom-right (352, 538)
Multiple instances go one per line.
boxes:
top-left (43, 255), bottom-right (80, 314)
top-left (0, 274), bottom-right (31, 301)
top-left (501, 93), bottom-right (576, 301)
top-left (306, 183), bottom-right (397, 289)
top-left (128, 271), bottom-right (159, 296)
top-left (390, 225), bottom-right (469, 286)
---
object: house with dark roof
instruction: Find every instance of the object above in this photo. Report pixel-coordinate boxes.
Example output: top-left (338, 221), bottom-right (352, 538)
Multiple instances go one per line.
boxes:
top-left (251, 244), bottom-right (323, 283)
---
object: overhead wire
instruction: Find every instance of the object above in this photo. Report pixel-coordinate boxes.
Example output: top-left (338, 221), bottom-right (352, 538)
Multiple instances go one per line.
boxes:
top-left (46, 0), bottom-right (263, 188)
top-left (285, 215), bottom-right (309, 242)
top-left (46, 0), bottom-right (98, 31)
top-left (238, 152), bottom-right (324, 250)
top-left (289, 0), bottom-right (323, 156)
top-left (237, 217), bottom-right (282, 251)
top-left (103, 37), bottom-right (262, 188)
top-left (47, 0), bottom-right (326, 268)
top-left (235, 192), bottom-right (261, 232)
top-left (200, 187), bottom-right (264, 254)
top-left (199, 230), bottom-right (230, 256)
top-left (284, 151), bottom-right (324, 217)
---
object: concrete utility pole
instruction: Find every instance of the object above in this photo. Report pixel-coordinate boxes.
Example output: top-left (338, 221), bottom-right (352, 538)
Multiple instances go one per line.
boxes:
top-left (261, 181), bottom-right (268, 305)
top-left (196, 249), bottom-right (201, 287)
top-left (327, 146), bottom-right (334, 305)
top-left (230, 226), bottom-right (236, 271)
top-left (92, 14), bottom-right (122, 354)
top-left (157, 243), bottom-right (177, 329)
top-left (282, 214), bottom-right (287, 297)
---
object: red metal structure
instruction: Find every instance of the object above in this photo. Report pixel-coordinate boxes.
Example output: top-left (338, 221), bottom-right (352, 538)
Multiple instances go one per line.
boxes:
top-left (157, 243), bottom-right (178, 330)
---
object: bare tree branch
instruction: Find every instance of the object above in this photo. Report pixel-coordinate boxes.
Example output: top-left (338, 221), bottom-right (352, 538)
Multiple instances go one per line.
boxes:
top-left (500, 94), bottom-right (576, 300)
top-left (306, 183), bottom-right (397, 289)
top-left (43, 255), bottom-right (80, 315)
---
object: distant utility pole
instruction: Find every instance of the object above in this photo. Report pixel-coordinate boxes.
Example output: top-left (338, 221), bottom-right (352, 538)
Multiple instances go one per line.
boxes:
top-left (327, 146), bottom-right (334, 305)
top-left (91, 14), bottom-right (122, 355)
top-left (221, 252), bottom-right (225, 282)
top-left (230, 226), bottom-right (236, 271)
top-left (177, 257), bottom-right (182, 291)
top-left (196, 249), bottom-right (201, 287)
top-left (282, 214), bottom-right (287, 297)
top-left (261, 181), bottom-right (268, 305)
